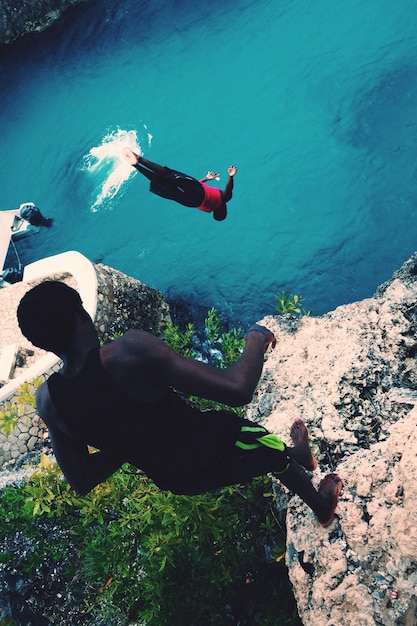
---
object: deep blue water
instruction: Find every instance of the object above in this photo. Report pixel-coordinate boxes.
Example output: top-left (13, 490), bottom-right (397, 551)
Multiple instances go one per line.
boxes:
top-left (1, 0), bottom-right (417, 326)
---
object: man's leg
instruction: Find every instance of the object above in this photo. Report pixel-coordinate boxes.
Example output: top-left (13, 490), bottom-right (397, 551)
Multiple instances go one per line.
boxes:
top-left (277, 418), bottom-right (341, 526)
top-left (122, 148), bottom-right (206, 206)
top-left (286, 418), bottom-right (317, 470)
top-left (276, 460), bottom-right (342, 527)
top-left (135, 155), bottom-right (168, 178)
top-left (234, 418), bottom-right (341, 526)
top-left (122, 148), bottom-right (167, 179)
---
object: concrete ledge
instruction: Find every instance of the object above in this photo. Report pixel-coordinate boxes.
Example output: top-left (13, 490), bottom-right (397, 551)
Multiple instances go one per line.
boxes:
top-left (23, 250), bottom-right (98, 318)
top-left (0, 251), bottom-right (97, 403)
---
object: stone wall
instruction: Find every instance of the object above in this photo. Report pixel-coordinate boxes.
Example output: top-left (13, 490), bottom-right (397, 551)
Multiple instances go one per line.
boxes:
top-left (0, 262), bottom-right (170, 468)
top-left (0, 0), bottom-right (88, 45)
top-left (94, 263), bottom-right (170, 344)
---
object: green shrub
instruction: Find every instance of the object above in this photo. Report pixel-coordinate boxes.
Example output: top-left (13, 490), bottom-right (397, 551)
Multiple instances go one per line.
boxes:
top-left (274, 291), bottom-right (312, 316)
top-left (0, 378), bottom-right (42, 436)
top-left (162, 321), bottom-right (195, 357)
top-left (0, 462), bottom-right (299, 625)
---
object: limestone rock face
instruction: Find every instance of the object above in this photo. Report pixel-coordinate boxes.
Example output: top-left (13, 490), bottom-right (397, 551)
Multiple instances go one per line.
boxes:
top-left (0, 0), bottom-right (88, 45)
top-left (94, 262), bottom-right (171, 343)
top-left (247, 254), bottom-right (417, 626)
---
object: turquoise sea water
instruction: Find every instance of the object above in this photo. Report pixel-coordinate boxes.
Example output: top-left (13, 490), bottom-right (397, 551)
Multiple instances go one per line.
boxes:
top-left (1, 0), bottom-right (417, 326)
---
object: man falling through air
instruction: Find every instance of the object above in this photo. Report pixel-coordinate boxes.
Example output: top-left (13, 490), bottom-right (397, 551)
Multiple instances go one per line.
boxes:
top-left (17, 281), bottom-right (342, 526)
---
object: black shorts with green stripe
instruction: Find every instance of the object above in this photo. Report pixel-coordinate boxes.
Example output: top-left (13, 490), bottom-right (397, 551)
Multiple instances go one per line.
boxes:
top-left (166, 419), bottom-right (291, 496)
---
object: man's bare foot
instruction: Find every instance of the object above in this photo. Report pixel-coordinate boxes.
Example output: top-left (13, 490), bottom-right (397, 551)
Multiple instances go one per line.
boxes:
top-left (289, 418), bottom-right (318, 471)
top-left (317, 473), bottom-right (342, 527)
top-left (122, 147), bottom-right (139, 166)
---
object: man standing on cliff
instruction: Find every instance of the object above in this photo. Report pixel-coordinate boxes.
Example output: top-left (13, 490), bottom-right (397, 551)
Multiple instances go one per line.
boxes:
top-left (17, 281), bottom-right (342, 526)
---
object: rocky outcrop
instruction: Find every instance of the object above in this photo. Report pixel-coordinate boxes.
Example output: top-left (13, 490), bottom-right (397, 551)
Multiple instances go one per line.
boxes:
top-left (248, 253), bottom-right (417, 626)
top-left (0, 0), bottom-right (87, 45)
top-left (94, 262), bottom-right (170, 343)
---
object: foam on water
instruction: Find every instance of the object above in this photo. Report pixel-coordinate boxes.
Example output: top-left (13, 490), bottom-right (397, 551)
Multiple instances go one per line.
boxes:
top-left (82, 127), bottom-right (152, 212)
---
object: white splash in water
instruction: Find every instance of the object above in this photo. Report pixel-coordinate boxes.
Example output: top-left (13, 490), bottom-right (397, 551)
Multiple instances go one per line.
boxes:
top-left (83, 127), bottom-right (152, 212)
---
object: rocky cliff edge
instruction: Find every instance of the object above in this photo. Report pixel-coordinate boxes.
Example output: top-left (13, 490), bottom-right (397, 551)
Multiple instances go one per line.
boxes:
top-left (247, 254), bottom-right (417, 626)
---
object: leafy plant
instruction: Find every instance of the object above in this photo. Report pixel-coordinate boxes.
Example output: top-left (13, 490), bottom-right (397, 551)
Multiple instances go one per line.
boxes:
top-left (24, 454), bottom-right (86, 518)
top-left (13, 378), bottom-right (42, 408)
top-left (274, 291), bottom-right (312, 316)
top-left (0, 407), bottom-right (19, 436)
top-left (205, 306), bottom-right (222, 342)
top-left (165, 307), bottom-right (245, 369)
top-left (4, 460), bottom-right (296, 625)
top-left (220, 327), bottom-right (245, 367)
top-left (0, 377), bottom-right (42, 436)
top-left (163, 320), bottom-right (195, 357)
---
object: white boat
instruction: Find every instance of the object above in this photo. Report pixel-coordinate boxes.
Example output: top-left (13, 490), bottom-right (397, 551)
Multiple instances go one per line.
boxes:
top-left (0, 203), bottom-right (53, 283)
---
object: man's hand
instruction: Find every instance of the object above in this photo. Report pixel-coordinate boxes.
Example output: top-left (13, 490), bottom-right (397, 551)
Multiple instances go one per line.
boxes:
top-left (246, 324), bottom-right (277, 353)
top-left (227, 165), bottom-right (237, 177)
top-left (206, 171), bottom-right (220, 180)
top-left (262, 327), bottom-right (277, 353)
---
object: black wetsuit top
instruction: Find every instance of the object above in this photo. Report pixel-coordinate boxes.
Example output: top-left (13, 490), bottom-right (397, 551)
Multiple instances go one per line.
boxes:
top-left (47, 348), bottom-right (245, 492)
top-left (149, 167), bottom-right (205, 207)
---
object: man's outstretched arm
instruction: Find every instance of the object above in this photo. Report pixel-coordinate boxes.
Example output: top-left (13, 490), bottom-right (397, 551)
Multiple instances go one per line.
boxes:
top-left (117, 323), bottom-right (275, 407)
top-left (221, 166), bottom-right (236, 202)
top-left (199, 170), bottom-right (220, 183)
